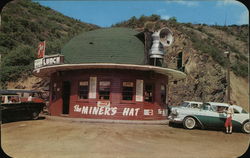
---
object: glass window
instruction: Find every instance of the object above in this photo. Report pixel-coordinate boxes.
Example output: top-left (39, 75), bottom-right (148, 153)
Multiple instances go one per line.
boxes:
top-left (144, 84), bottom-right (153, 102)
top-left (160, 85), bottom-right (166, 103)
top-left (191, 103), bottom-right (198, 108)
top-left (79, 81), bottom-right (89, 99)
top-left (99, 81), bottom-right (111, 100)
top-left (122, 82), bottom-right (134, 101)
top-left (180, 102), bottom-right (189, 107)
top-left (233, 108), bottom-right (240, 114)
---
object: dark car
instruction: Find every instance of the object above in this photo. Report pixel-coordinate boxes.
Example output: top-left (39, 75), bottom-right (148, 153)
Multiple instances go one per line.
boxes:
top-left (0, 89), bottom-right (46, 122)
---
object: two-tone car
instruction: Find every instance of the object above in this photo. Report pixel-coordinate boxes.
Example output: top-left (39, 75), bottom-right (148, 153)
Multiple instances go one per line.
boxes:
top-left (0, 90), bottom-right (46, 122)
top-left (168, 102), bottom-right (250, 133)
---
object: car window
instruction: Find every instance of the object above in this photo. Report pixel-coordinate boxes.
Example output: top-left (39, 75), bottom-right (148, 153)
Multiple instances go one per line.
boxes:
top-left (191, 103), bottom-right (199, 108)
top-left (180, 102), bottom-right (189, 107)
top-left (241, 109), bottom-right (248, 113)
top-left (233, 108), bottom-right (240, 114)
top-left (202, 103), bottom-right (211, 110)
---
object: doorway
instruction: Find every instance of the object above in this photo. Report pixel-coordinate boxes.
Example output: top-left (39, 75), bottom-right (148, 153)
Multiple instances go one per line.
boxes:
top-left (62, 81), bottom-right (71, 114)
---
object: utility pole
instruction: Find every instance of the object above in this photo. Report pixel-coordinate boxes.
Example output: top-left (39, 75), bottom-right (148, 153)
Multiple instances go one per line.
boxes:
top-left (224, 51), bottom-right (230, 103)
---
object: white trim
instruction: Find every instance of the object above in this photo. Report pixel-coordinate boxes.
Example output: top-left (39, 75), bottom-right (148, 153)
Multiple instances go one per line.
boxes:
top-left (33, 63), bottom-right (186, 81)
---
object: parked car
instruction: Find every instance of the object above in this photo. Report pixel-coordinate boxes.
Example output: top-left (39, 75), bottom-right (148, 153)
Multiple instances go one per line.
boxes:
top-left (168, 102), bottom-right (250, 133)
top-left (0, 90), bottom-right (46, 122)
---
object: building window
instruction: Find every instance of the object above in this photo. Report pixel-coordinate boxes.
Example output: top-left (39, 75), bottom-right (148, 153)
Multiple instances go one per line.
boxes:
top-left (99, 81), bottom-right (111, 100)
top-left (144, 84), bottom-right (153, 102)
top-left (122, 82), bottom-right (134, 101)
top-left (79, 81), bottom-right (89, 99)
top-left (161, 85), bottom-right (166, 103)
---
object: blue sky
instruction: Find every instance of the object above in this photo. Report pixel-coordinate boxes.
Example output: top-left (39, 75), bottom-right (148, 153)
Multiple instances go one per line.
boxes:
top-left (34, 0), bottom-right (249, 27)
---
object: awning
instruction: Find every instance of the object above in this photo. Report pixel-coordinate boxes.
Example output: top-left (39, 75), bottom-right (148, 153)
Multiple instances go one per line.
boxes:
top-left (33, 63), bottom-right (186, 81)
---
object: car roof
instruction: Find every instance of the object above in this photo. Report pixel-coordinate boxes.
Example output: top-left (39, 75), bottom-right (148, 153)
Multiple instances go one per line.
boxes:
top-left (205, 102), bottom-right (229, 107)
top-left (184, 101), bottom-right (203, 104)
top-left (1, 89), bottom-right (40, 94)
top-left (0, 90), bottom-right (18, 95)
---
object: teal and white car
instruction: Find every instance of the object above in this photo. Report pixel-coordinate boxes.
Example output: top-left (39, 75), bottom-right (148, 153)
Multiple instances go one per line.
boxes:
top-left (168, 102), bottom-right (250, 133)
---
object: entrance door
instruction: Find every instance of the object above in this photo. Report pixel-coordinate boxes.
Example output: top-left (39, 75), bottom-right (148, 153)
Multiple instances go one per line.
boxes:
top-left (62, 81), bottom-right (70, 114)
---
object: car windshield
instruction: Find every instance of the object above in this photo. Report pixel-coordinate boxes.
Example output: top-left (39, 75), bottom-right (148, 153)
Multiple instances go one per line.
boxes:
top-left (180, 102), bottom-right (189, 107)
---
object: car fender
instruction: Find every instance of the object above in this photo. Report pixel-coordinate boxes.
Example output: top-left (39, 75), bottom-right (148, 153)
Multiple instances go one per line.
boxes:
top-left (185, 115), bottom-right (205, 129)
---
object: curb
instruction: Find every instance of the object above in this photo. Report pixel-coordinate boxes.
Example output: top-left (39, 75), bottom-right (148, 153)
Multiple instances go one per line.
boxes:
top-left (40, 114), bottom-right (169, 125)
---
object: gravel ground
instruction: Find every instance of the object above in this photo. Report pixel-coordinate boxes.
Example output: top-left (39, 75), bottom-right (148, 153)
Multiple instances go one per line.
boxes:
top-left (1, 118), bottom-right (249, 158)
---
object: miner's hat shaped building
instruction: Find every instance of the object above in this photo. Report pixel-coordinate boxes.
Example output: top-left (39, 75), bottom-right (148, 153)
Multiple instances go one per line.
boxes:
top-left (33, 27), bottom-right (186, 122)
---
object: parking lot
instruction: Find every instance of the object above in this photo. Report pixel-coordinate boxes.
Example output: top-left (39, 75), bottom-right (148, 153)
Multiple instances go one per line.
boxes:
top-left (1, 118), bottom-right (249, 158)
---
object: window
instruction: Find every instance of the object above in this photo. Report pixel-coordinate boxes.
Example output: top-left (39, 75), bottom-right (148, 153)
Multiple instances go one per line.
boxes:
top-left (79, 81), bottom-right (89, 99)
top-left (99, 81), bottom-right (111, 100)
top-left (160, 85), bottom-right (166, 103)
top-left (144, 84), bottom-right (153, 102)
top-left (233, 108), bottom-right (240, 114)
top-left (122, 82), bottom-right (134, 101)
top-left (191, 103), bottom-right (199, 108)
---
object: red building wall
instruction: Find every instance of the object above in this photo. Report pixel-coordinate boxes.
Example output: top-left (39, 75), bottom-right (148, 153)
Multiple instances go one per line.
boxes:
top-left (49, 69), bottom-right (169, 120)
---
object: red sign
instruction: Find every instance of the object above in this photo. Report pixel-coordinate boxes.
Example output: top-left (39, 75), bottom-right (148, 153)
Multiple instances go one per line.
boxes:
top-left (37, 41), bottom-right (46, 58)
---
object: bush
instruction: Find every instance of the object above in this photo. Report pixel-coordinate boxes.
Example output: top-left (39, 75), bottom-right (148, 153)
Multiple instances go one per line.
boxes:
top-left (0, 45), bottom-right (35, 83)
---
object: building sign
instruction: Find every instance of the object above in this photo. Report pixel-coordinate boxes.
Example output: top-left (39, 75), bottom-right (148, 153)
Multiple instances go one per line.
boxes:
top-left (73, 105), bottom-right (140, 116)
top-left (136, 80), bottom-right (143, 102)
top-left (144, 109), bottom-right (154, 116)
top-left (34, 55), bottom-right (64, 69)
top-left (89, 77), bottom-right (97, 99)
top-left (97, 101), bottom-right (110, 107)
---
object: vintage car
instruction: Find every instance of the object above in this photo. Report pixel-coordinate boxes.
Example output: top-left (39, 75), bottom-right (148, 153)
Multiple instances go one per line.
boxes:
top-left (0, 90), bottom-right (46, 122)
top-left (168, 102), bottom-right (250, 133)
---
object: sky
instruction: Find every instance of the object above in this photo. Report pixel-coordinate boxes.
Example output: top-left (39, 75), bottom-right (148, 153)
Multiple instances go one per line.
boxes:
top-left (34, 0), bottom-right (249, 27)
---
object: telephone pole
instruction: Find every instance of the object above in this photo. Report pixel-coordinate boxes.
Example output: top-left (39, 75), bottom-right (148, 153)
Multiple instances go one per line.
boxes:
top-left (224, 51), bottom-right (230, 103)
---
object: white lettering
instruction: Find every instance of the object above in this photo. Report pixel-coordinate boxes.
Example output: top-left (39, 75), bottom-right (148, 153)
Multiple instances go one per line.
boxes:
top-left (104, 107), bottom-right (111, 115)
top-left (92, 107), bottom-right (99, 115)
top-left (122, 108), bottom-right (130, 116)
top-left (81, 106), bottom-right (88, 114)
top-left (111, 107), bottom-right (117, 115)
top-left (98, 107), bottom-right (104, 115)
top-left (129, 108), bottom-right (134, 116)
top-left (74, 105), bottom-right (81, 112)
top-left (134, 108), bottom-right (140, 116)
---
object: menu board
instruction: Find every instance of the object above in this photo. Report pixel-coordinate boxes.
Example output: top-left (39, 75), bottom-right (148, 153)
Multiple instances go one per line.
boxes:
top-left (136, 80), bottom-right (143, 102)
top-left (89, 77), bottom-right (97, 99)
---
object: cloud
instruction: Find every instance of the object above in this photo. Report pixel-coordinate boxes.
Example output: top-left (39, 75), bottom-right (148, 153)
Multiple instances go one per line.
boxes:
top-left (161, 15), bottom-right (171, 20)
top-left (238, 10), bottom-right (249, 24)
top-left (166, 0), bottom-right (199, 7)
top-left (216, 0), bottom-right (242, 6)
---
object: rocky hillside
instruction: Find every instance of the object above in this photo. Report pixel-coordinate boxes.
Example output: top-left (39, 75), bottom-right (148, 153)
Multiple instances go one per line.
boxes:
top-left (114, 15), bottom-right (249, 110)
top-left (1, 2), bottom-right (249, 110)
top-left (0, 0), bottom-right (99, 87)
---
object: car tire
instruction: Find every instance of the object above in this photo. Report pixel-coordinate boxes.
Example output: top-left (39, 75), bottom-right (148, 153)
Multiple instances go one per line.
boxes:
top-left (183, 117), bottom-right (196, 129)
top-left (242, 121), bottom-right (250, 134)
top-left (31, 111), bottom-right (39, 120)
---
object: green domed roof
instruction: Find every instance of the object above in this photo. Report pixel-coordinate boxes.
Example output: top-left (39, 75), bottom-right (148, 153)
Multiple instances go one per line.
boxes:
top-left (62, 28), bottom-right (145, 65)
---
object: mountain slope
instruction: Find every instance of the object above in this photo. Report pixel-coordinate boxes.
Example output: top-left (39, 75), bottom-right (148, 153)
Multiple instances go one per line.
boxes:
top-left (0, 0), bottom-right (99, 86)
top-left (114, 15), bottom-right (249, 110)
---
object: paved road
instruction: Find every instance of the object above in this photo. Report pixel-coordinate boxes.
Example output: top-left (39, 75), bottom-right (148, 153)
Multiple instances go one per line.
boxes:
top-left (1, 118), bottom-right (249, 158)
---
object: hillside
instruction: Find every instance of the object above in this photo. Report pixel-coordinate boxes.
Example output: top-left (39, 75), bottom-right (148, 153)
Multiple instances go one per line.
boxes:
top-left (113, 15), bottom-right (249, 110)
top-left (0, 0), bottom-right (99, 87)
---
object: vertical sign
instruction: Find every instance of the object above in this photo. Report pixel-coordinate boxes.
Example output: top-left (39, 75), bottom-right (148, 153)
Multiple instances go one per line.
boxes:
top-left (136, 79), bottom-right (143, 102)
top-left (37, 41), bottom-right (46, 58)
top-left (89, 77), bottom-right (97, 99)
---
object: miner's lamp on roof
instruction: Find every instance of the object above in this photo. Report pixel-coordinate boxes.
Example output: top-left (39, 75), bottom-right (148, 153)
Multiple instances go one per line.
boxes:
top-left (33, 27), bottom-right (186, 123)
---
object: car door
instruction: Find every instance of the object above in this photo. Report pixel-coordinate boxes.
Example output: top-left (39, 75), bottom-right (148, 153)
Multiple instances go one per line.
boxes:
top-left (195, 104), bottom-right (215, 127)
